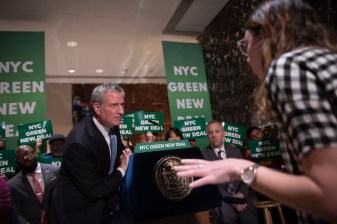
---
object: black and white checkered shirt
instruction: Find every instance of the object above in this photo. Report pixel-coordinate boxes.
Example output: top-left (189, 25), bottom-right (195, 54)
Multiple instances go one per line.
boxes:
top-left (266, 47), bottom-right (337, 224)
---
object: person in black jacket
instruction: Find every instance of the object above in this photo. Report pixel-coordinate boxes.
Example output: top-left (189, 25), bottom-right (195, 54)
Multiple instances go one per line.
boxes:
top-left (49, 83), bottom-right (132, 224)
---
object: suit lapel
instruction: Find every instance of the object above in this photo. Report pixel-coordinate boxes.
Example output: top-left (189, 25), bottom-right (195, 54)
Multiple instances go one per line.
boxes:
top-left (86, 115), bottom-right (111, 172)
top-left (204, 145), bottom-right (218, 160)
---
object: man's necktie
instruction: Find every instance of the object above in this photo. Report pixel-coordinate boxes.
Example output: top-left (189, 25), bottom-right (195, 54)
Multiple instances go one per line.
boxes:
top-left (217, 150), bottom-right (236, 196)
top-left (28, 172), bottom-right (44, 203)
top-left (108, 129), bottom-right (117, 174)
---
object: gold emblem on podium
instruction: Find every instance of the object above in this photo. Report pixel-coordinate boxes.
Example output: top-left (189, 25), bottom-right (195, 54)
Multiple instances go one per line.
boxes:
top-left (154, 155), bottom-right (193, 201)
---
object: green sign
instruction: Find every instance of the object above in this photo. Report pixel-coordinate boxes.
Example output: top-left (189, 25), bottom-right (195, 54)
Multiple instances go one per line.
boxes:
top-left (133, 111), bottom-right (164, 133)
top-left (162, 41), bottom-right (213, 148)
top-left (0, 31), bottom-right (46, 150)
top-left (248, 137), bottom-right (282, 159)
top-left (223, 123), bottom-right (246, 149)
top-left (18, 120), bottom-right (53, 145)
top-left (174, 117), bottom-right (206, 140)
top-left (0, 150), bottom-right (16, 175)
top-left (134, 139), bottom-right (190, 153)
top-left (120, 115), bottom-right (133, 137)
top-left (38, 156), bottom-right (62, 167)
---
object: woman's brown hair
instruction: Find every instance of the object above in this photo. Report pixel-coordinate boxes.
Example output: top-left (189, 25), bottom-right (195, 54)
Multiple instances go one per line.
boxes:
top-left (245, 0), bottom-right (337, 120)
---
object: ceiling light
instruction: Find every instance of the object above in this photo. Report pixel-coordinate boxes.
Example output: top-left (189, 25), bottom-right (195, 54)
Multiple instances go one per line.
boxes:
top-left (66, 41), bottom-right (78, 47)
top-left (67, 69), bottom-right (76, 73)
top-left (95, 69), bottom-right (104, 73)
top-left (121, 68), bottom-right (128, 74)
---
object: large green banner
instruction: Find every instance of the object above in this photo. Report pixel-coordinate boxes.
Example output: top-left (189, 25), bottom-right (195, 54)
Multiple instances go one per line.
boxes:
top-left (0, 32), bottom-right (46, 150)
top-left (162, 41), bottom-right (212, 148)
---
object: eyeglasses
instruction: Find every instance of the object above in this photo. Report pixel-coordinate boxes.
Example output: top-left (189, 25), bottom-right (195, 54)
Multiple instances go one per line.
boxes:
top-left (16, 150), bottom-right (37, 161)
top-left (237, 39), bottom-right (248, 56)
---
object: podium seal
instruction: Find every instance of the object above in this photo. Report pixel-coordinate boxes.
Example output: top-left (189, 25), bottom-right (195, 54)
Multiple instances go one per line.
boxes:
top-left (153, 155), bottom-right (193, 201)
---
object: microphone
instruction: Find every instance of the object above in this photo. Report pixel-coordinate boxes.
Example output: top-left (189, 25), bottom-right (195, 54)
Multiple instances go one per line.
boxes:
top-left (222, 196), bottom-right (246, 204)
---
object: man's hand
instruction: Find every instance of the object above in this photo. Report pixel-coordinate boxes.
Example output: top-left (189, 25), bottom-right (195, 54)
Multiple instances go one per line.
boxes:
top-left (232, 192), bottom-right (247, 212)
top-left (120, 148), bottom-right (132, 171)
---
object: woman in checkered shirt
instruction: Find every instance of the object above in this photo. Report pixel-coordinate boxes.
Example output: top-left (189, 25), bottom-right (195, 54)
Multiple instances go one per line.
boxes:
top-left (175, 1), bottom-right (337, 223)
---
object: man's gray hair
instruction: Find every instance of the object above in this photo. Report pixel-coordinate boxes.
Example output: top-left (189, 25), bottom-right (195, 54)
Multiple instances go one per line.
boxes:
top-left (89, 83), bottom-right (125, 115)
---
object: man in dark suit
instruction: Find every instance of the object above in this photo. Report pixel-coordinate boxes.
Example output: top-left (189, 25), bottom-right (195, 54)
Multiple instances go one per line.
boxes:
top-left (202, 120), bottom-right (258, 224)
top-left (8, 145), bottom-right (59, 224)
top-left (49, 83), bottom-right (132, 224)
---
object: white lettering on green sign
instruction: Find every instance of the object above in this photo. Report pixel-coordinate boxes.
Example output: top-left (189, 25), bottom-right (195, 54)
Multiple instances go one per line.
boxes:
top-left (0, 160), bottom-right (8, 166)
top-left (176, 98), bottom-right (204, 109)
top-left (168, 82), bottom-right (207, 92)
top-left (173, 66), bottom-right (198, 76)
top-left (0, 167), bottom-right (15, 173)
top-left (0, 61), bottom-right (33, 73)
top-left (0, 101), bottom-right (36, 115)
top-left (0, 81), bottom-right (44, 94)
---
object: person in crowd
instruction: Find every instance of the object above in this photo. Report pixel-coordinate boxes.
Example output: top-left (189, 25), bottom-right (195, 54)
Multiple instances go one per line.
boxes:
top-left (188, 138), bottom-right (197, 148)
top-left (243, 127), bottom-right (263, 159)
top-left (35, 138), bottom-right (43, 153)
top-left (49, 83), bottom-right (132, 224)
top-left (175, 1), bottom-right (337, 223)
top-left (8, 145), bottom-right (59, 224)
top-left (44, 134), bottom-right (66, 159)
top-left (145, 131), bottom-right (158, 142)
top-left (0, 173), bottom-right (12, 224)
top-left (0, 134), bottom-right (6, 150)
top-left (164, 127), bottom-right (183, 141)
top-left (202, 120), bottom-right (258, 224)
top-left (245, 127), bottom-right (285, 170)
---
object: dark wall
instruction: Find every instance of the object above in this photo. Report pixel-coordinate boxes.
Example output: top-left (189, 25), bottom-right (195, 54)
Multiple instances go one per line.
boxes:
top-left (199, 0), bottom-right (337, 128)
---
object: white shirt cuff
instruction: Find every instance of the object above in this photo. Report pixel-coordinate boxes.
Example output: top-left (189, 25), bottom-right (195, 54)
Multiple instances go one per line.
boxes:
top-left (117, 167), bottom-right (125, 177)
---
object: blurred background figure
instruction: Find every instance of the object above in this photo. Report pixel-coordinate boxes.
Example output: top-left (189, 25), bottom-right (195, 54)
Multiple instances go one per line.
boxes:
top-left (243, 127), bottom-right (264, 160)
top-left (0, 134), bottom-right (6, 150)
top-left (35, 138), bottom-right (43, 153)
top-left (188, 138), bottom-right (197, 148)
top-left (44, 134), bottom-right (65, 159)
top-left (145, 131), bottom-right (159, 143)
top-left (164, 127), bottom-right (183, 141)
top-left (0, 173), bottom-right (12, 224)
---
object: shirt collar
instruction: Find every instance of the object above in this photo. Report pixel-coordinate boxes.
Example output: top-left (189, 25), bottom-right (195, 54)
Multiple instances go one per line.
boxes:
top-left (93, 116), bottom-right (109, 137)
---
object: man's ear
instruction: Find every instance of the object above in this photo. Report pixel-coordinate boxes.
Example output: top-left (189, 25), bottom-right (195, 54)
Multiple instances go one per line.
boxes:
top-left (92, 102), bottom-right (100, 115)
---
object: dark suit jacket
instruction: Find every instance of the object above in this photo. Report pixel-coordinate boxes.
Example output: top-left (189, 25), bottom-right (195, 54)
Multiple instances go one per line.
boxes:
top-left (50, 114), bottom-right (125, 224)
top-left (8, 163), bottom-right (59, 224)
top-left (202, 144), bottom-right (258, 224)
top-left (202, 144), bottom-right (248, 198)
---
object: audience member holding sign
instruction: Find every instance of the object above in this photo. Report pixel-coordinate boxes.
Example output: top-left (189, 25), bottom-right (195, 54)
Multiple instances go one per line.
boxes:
top-left (175, 0), bottom-right (337, 223)
top-left (245, 126), bottom-right (284, 170)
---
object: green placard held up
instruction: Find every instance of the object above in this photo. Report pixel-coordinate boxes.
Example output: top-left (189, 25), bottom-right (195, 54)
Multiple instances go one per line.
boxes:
top-left (248, 137), bottom-right (282, 159)
top-left (119, 115), bottom-right (133, 137)
top-left (0, 150), bottom-right (16, 176)
top-left (174, 117), bottom-right (207, 140)
top-left (17, 120), bottom-right (53, 145)
top-left (133, 111), bottom-right (164, 134)
top-left (223, 123), bottom-right (246, 149)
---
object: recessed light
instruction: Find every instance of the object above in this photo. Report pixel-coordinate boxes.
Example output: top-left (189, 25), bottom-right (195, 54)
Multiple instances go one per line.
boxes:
top-left (67, 69), bottom-right (76, 73)
top-left (67, 41), bottom-right (78, 47)
top-left (121, 68), bottom-right (128, 74)
top-left (95, 69), bottom-right (104, 73)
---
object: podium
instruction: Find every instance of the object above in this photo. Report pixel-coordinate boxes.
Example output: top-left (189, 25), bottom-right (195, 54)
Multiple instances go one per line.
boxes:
top-left (120, 147), bottom-right (222, 222)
